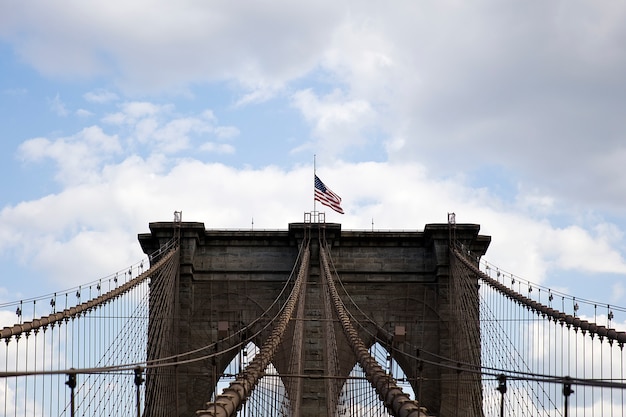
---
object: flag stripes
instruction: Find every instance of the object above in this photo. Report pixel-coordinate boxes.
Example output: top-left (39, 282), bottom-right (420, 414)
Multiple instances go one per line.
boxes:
top-left (314, 175), bottom-right (344, 214)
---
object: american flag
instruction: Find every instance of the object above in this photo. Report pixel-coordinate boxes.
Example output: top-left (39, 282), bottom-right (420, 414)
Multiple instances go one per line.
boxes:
top-left (314, 175), bottom-right (344, 214)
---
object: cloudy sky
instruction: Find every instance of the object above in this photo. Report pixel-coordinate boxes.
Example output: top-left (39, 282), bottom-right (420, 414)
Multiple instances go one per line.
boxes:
top-left (1, 1), bottom-right (626, 323)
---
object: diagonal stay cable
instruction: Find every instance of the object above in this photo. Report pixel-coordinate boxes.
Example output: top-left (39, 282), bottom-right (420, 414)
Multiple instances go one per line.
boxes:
top-left (1, 238), bottom-right (310, 380)
top-left (322, 243), bottom-right (483, 378)
top-left (316, 240), bottom-right (626, 395)
top-left (145, 235), bottom-right (308, 367)
top-left (195, 238), bottom-right (310, 417)
top-left (0, 245), bottom-right (179, 341)
top-left (452, 245), bottom-right (626, 346)
top-left (319, 241), bottom-right (432, 417)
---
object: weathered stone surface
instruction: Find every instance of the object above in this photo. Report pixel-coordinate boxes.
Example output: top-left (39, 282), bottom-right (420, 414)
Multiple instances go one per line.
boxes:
top-left (139, 221), bottom-right (490, 417)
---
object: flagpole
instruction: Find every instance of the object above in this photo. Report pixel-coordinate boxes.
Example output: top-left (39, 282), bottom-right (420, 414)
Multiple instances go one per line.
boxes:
top-left (313, 154), bottom-right (317, 214)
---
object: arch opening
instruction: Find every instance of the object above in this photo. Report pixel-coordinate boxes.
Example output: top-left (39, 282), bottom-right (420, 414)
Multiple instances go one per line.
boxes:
top-left (335, 342), bottom-right (416, 416)
top-left (213, 341), bottom-right (291, 415)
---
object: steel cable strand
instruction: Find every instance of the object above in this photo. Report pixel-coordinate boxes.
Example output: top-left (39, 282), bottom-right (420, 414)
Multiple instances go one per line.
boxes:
top-left (0, 272), bottom-right (314, 377)
top-left (323, 245), bottom-right (380, 337)
top-left (324, 244), bottom-right (420, 367)
top-left (80, 299), bottom-right (144, 415)
top-left (1, 259), bottom-right (180, 379)
top-left (434, 251), bottom-right (576, 380)
top-left (0, 246), bottom-right (178, 341)
top-left (140, 280), bottom-right (307, 375)
top-left (452, 247), bottom-right (626, 348)
top-left (455, 254), bottom-right (526, 415)
top-left (477, 284), bottom-right (552, 414)
top-left (196, 241), bottom-right (310, 417)
top-left (322, 239), bottom-right (461, 411)
top-left (319, 245), bottom-right (432, 417)
top-left (74, 288), bottom-right (149, 413)
top-left (286, 257), bottom-right (307, 415)
top-left (448, 253), bottom-right (485, 415)
top-left (196, 248), bottom-right (309, 416)
top-left (142, 257), bottom-right (177, 414)
top-left (323, 241), bottom-right (488, 385)
top-left (322, 245), bottom-right (413, 381)
top-left (12, 321), bottom-right (599, 413)
top-left (318, 235), bottom-right (341, 415)
top-left (455, 253), bottom-right (555, 416)
top-left (83, 283), bottom-right (147, 406)
top-left (0, 250), bottom-right (175, 416)
top-left (1, 245), bottom-right (179, 386)
top-left (146, 238), bottom-right (308, 370)
top-left (322, 245), bottom-right (467, 380)
top-left (2, 274), bottom-right (309, 413)
top-left (142, 239), bottom-right (310, 376)
top-left (452, 245), bottom-right (626, 406)
top-left (0, 236), bottom-right (178, 313)
top-left (147, 257), bottom-right (178, 371)
top-left (473, 244), bottom-right (626, 318)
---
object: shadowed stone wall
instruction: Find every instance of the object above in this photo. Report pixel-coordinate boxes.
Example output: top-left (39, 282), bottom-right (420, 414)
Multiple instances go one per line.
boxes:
top-left (139, 221), bottom-right (490, 417)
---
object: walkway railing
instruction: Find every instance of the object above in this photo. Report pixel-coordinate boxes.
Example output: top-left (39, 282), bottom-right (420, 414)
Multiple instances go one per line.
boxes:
top-left (0, 240), bottom-right (179, 417)
top-left (452, 242), bottom-right (626, 417)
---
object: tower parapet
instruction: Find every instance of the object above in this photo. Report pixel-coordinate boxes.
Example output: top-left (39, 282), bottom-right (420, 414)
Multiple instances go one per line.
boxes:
top-left (139, 220), bottom-right (490, 416)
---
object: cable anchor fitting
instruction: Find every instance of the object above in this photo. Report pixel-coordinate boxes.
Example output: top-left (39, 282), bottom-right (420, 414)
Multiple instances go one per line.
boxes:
top-left (563, 377), bottom-right (574, 397)
top-left (496, 374), bottom-right (507, 394)
top-left (134, 366), bottom-right (145, 387)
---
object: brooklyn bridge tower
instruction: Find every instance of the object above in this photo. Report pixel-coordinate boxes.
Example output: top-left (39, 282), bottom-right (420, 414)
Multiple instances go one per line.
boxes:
top-left (139, 216), bottom-right (490, 416)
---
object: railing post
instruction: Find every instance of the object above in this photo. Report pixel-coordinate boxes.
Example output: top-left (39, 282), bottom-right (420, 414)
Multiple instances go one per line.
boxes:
top-left (135, 366), bottom-right (145, 417)
top-left (563, 376), bottom-right (574, 417)
top-left (496, 374), bottom-right (507, 417)
top-left (66, 369), bottom-right (77, 417)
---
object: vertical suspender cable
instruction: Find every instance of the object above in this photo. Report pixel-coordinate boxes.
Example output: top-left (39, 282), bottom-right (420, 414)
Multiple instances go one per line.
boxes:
top-left (14, 336), bottom-right (19, 417)
top-left (320, 243), bottom-right (430, 417)
top-left (4, 339), bottom-right (8, 417)
top-left (609, 341), bottom-right (615, 416)
top-left (583, 329), bottom-right (586, 417)
top-left (66, 371), bottom-right (76, 417)
top-left (135, 366), bottom-right (144, 417)
top-left (497, 374), bottom-right (506, 417)
top-left (597, 306), bottom-right (602, 417)
top-left (197, 240), bottom-right (309, 417)
top-left (41, 327), bottom-right (46, 417)
top-left (619, 342), bottom-right (624, 417)
top-left (24, 332), bottom-right (29, 417)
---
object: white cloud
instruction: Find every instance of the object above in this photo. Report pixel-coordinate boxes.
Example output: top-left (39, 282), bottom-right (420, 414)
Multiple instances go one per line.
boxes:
top-left (514, 186), bottom-right (555, 216)
top-left (18, 126), bottom-right (122, 185)
top-left (351, 2), bottom-right (626, 213)
top-left (48, 93), bottom-right (68, 116)
top-left (199, 142), bottom-right (235, 154)
top-left (98, 101), bottom-right (241, 154)
top-left (5, 147), bottom-right (626, 299)
top-left (115, 101), bottom-right (166, 123)
top-left (3, 9), bottom-right (626, 411)
top-left (611, 281), bottom-right (625, 305)
top-left (0, 0), bottom-right (342, 92)
top-left (291, 88), bottom-right (376, 156)
top-left (153, 117), bottom-right (212, 153)
top-left (75, 108), bottom-right (93, 117)
top-left (1, 0), bottom-right (626, 331)
top-left (83, 89), bottom-right (119, 103)
top-left (541, 225), bottom-right (626, 274)
top-left (214, 126), bottom-right (240, 139)
top-left (234, 83), bottom-right (284, 107)
top-left (3, 2), bottom-right (626, 214)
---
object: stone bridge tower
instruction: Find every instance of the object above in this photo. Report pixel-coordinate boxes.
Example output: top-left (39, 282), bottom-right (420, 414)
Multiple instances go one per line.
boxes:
top-left (139, 220), bottom-right (490, 416)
